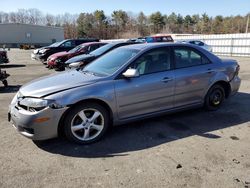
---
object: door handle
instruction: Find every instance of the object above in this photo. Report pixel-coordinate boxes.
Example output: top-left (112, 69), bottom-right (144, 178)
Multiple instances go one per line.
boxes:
top-left (205, 69), bottom-right (215, 74)
top-left (162, 77), bottom-right (173, 83)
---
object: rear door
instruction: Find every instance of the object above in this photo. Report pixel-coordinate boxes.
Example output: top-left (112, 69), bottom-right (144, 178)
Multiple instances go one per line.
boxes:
top-left (173, 46), bottom-right (216, 107)
top-left (114, 47), bottom-right (175, 119)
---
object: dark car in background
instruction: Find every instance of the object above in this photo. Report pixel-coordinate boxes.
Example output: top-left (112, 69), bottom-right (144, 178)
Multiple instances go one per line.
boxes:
top-left (146, 35), bottom-right (173, 43)
top-left (0, 49), bottom-right (9, 64)
top-left (31, 38), bottom-right (99, 63)
top-left (47, 42), bottom-right (107, 70)
top-left (65, 41), bottom-right (140, 69)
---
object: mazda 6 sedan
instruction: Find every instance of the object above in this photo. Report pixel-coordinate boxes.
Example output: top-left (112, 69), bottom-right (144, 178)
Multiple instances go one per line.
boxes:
top-left (9, 43), bottom-right (241, 144)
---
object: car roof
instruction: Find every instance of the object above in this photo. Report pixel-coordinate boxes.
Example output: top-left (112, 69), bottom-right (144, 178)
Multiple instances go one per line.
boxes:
top-left (79, 42), bottom-right (107, 46)
top-left (118, 42), bottom-right (220, 64)
top-left (119, 42), bottom-right (200, 50)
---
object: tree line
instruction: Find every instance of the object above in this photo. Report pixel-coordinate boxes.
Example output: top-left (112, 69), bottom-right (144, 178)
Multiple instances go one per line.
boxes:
top-left (0, 9), bottom-right (249, 39)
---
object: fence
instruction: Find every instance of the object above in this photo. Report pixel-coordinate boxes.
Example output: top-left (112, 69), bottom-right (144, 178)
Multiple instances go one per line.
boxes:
top-left (172, 33), bottom-right (250, 57)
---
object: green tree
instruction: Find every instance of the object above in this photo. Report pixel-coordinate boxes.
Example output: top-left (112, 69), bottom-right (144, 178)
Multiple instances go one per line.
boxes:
top-left (137, 12), bottom-right (148, 36)
top-left (149, 11), bottom-right (165, 33)
top-left (112, 10), bottom-right (129, 38)
top-left (77, 13), bottom-right (95, 37)
top-left (167, 12), bottom-right (178, 33)
top-left (94, 10), bottom-right (106, 38)
top-left (212, 15), bottom-right (224, 33)
top-left (184, 15), bottom-right (192, 27)
top-left (201, 13), bottom-right (211, 33)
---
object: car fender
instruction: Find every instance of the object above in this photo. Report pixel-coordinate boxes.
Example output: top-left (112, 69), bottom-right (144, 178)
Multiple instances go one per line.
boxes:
top-left (44, 81), bottom-right (118, 121)
top-left (204, 71), bottom-right (230, 97)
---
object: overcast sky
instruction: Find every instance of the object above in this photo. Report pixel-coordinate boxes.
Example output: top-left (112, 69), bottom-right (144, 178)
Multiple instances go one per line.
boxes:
top-left (1, 0), bottom-right (249, 16)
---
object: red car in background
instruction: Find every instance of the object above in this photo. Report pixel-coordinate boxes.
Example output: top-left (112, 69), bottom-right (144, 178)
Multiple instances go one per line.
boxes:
top-left (47, 42), bottom-right (107, 70)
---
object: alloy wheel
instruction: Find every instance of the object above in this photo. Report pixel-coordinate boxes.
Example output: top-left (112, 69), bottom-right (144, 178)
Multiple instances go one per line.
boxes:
top-left (70, 108), bottom-right (104, 141)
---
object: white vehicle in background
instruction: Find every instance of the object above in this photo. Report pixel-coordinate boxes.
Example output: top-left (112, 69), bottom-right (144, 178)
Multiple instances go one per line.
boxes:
top-left (180, 40), bottom-right (213, 52)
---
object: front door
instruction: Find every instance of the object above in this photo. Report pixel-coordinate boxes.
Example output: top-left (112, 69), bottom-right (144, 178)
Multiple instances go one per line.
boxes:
top-left (114, 47), bottom-right (175, 119)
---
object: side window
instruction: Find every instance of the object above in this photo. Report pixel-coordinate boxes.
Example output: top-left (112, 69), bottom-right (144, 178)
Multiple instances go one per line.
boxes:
top-left (131, 48), bottom-right (171, 75)
top-left (75, 40), bottom-right (84, 45)
top-left (99, 43), bottom-right (106, 48)
top-left (61, 41), bottom-right (74, 47)
top-left (174, 47), bottom-right (210, 69)
top-left (90, 44), bottom-right (99, 52)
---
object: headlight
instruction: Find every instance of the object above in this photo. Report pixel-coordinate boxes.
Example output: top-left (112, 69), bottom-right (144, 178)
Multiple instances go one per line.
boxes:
top-left (55, 59), bottom-right (62, 63)
top-left (19, 98), bottom-right (52, 108)
top-left (18, 97), bottom-right (64, 111)
top-left (40, 49), bottom-right (48, 54)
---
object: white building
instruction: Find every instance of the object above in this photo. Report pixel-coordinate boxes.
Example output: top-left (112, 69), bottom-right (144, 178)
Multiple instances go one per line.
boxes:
top-left (0, 23), bottom-right (64, 47)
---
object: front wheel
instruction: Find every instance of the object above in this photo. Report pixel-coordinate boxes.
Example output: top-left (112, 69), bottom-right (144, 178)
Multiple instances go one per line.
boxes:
top-left (64, 103), bottom-right (109, 144)
top-left (204, 84), bottom-right (225, 111)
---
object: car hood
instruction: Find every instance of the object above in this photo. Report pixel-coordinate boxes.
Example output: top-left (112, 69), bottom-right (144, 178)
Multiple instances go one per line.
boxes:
top-left (65, 54), bottom-right (95, 64)
top-left (19, 70), bottom-right (101, 98)
top-left (49, 51), bottom-right (68, 59)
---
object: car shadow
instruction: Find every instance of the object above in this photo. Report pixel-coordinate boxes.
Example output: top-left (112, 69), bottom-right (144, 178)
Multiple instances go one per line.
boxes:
top-left (0, 64), bottom-right (26, 68)
top-left (0, 85), bottom-right (21, 93)
top-left (34, 92), bottom-right (250, 158)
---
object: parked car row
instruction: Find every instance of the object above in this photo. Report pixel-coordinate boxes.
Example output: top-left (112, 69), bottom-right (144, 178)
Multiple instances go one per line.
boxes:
top-left (47, 42), bottom-right (107, 71)
top-left (31, 38), bottom-right (99, 62)
top-left (65, 41), bottom-right (141, 70)
top-left (9, 41), bottom-right (240, 144)
top-left (31, 36), bottom-right (213, 73)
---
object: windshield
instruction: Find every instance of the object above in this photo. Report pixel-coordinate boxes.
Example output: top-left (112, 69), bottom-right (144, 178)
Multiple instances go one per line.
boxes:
top-left (49, 40), bottom-right (69, 47)
top-left (68, 45), bottom-right (85, 53)
top-left (83, 48), bottom-right (139, 76)
top-left (49, 42), bottom-right (60, 47)
top-left (90, 43), bottom-right (114, 56)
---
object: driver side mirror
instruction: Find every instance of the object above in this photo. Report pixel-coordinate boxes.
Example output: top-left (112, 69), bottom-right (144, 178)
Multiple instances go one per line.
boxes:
top-left (122, 68), bottom-right (139, 78)
top-left (69, 62), bottom-right (83, 69)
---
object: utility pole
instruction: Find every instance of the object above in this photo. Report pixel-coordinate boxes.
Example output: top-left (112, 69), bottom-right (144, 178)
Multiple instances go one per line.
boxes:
top-left (246, 14), bottom-right (249, 33)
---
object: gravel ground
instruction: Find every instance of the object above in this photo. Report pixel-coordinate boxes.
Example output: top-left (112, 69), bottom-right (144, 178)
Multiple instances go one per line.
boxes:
top-left (0, 49), bottom-right (249, 188)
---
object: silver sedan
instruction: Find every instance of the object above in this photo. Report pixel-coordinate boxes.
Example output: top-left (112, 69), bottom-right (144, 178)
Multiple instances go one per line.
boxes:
top-left (8, 43), bottom-right (241, 144)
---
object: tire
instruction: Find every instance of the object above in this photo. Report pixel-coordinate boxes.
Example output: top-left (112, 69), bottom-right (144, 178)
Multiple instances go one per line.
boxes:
top-left (64, 103), bottom-right (110, 144)
top-left (204, 84), bottom-right (225, 111)
top-left (2, 80), bottom-right (8, 87)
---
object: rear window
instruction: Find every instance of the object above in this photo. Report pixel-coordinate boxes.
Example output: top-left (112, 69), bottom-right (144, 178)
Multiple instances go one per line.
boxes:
top-left (174, 47), bottom-right (210, 68)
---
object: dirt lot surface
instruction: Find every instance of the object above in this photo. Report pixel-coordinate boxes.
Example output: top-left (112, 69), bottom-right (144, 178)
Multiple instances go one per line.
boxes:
top-left (0, 49), bottom-right (249, 188)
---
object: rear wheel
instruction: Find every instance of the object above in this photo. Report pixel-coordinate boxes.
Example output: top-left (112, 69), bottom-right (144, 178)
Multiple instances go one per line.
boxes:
top-left (204, 84), bottom-right (225, 111)
top-left (64, 103), bottom-right (109, 144)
